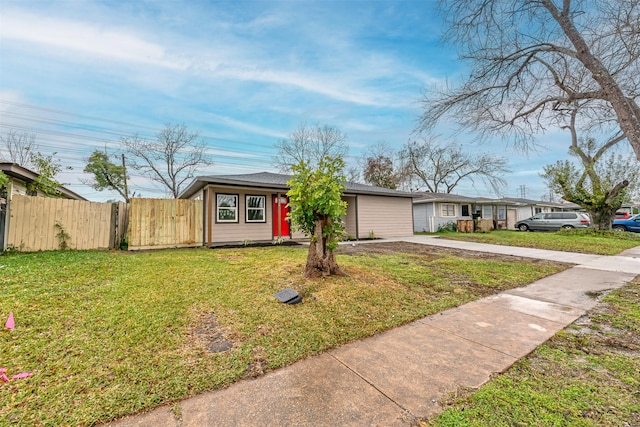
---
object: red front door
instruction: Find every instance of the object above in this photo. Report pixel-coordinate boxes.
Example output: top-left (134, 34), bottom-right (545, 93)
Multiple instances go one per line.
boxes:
top-left (273, 195), bottom-right (290, 237)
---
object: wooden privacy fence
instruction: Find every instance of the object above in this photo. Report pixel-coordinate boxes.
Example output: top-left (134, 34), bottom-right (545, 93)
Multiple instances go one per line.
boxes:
top-left (6, 195), bottom-right (125, 251)
top-left (127, 198), bottom-right (203, 250)
top-left (3, 196), bottom-right (203, 252)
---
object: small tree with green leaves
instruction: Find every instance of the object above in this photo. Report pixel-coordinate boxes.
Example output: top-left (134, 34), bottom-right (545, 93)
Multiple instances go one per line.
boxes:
top-left (287, 156), bottom-right (348, 278)
top-left (0, 171), bottom-right (9, 190)
top-left (27, 152), bottom-right (64, 196)
top-left (0, 170), bottom-right (9, 205)
top-left (84, 150), bottom-right (130, 202)
top-left (542, 138), bottom-right (639, 229)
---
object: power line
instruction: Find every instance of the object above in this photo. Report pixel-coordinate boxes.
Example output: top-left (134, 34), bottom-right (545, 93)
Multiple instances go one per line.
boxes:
top-left (0, 100), bottom-right (283, 152)
top-left (0, 99), bottom-right (369, 199)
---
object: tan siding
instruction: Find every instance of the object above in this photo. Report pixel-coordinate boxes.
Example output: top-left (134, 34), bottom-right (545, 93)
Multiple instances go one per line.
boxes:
top-left (9, 179), bottom-right (28, 196)
top-left (356, 195), bottom-right (413, 238)
top-left (343, 195), bottom-right (357, 239)
top-left (8, 178), bottom-right (73, 200)
top-left (291, 230), bottom-right (306, 240)
top-left (210, 189), bottom-right (273, 243)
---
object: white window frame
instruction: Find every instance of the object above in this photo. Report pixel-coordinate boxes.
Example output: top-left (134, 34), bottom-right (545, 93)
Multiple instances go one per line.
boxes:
top-left (440, 203), bottom-right (456, 217)
top-left (482, 205), bottom-right (493, 219)
top-left (245, 195), bottom-right (266, 223)
top-left (497, 206), bottom-right (506, 220)
top-left (216, 193), bottom-right (239, 223)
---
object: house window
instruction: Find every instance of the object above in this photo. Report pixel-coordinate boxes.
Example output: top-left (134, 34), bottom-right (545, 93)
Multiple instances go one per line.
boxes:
top-left (534, 207), bottom-right (542, 214)
top-left (482, 205), bottom-right (493, 219)
top-left (246, 195), bottom-right (266, 223)
top-left (497, 206), bottom-right (506, 220)
top-left (216, 194), bottom-right (238, 222)
top-left (461, 204), bottom-right (470, 217)
top-left (441, 204), bottom-right (456, 217)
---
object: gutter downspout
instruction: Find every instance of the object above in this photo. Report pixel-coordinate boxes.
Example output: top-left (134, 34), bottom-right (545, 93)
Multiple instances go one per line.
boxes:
top-left (202, 189), bottom-right (207, 247)
top-left (1, 181), bottom-right (11, 252)
top-left (431, 201), bottom-right (436, 232)
top-left (355, 195), bottom-right (359, 240)
top-left (276, 193), bottom-right (282, 238)
top-left (207, 186), bottom-right (213, 246)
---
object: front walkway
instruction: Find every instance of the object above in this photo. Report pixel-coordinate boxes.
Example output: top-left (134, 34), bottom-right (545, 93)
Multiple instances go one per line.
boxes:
top-left (105, 237), bottom-right (640, 427)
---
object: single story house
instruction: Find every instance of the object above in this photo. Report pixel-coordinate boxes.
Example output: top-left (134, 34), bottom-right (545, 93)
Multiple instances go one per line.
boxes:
top-left (179, 172), bottom-right (414, 246)
top-left (412, 193), bottom-right (584, 232)
top-left (483, 198), bottom-right (582, 229)
top-left (0, 162), bottom-right (86, 201)
top-left (412, 192), bottom-right (476, 232)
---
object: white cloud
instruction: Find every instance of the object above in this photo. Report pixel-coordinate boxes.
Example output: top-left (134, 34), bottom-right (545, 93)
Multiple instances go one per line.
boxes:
top-left (513, 169), bottom-right (544, 176)
top-left (207, 114), bottom-right (286, 139)
top-left (209, 65), bottom-right (410, 108)
top-left (1, 10), bottom-right (187, 70)
top-left (1, 4), bottom-right (437, 109)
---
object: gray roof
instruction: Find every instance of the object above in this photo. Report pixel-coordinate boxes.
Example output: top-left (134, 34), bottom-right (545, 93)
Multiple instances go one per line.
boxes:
top-left (179, 171), bottom-right (413, 199)
top-left (497, 197), bottom-right (582, 209)
top-left (411, 192), bottom-right (583, 209)
top-left (412, 192), bottom-right (478, 204)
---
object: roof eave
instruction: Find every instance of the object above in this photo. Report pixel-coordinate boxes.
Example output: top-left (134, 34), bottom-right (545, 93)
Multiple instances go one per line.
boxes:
top-left (1, 162), bottom-right (87, 201)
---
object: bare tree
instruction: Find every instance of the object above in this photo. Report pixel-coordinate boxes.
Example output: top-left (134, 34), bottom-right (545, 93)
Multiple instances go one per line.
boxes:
top-left (0, 130), bottom-right (38, 167)
top-left (274, 122), bottom-right (348, 172)
top-left (421, 0), bottom-right (640, 159)
top-left (360, 143), bottom-right (404, 189)
top-left (402, 137), bottom-right (510, 194)
top-left (121, 123), bottom-right (213, 198)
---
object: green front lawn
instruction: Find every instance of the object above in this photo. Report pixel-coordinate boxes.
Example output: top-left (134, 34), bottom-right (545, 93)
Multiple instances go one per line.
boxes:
top-left (0, 245), bottom-right (566, 426)
top-left (437, 229), bottom-right (640, 255)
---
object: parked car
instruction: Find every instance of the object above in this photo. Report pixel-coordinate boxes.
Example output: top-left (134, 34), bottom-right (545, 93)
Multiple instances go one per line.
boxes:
top-left (612, 213), bottom-right (640, 232)
top-left (615, 211), bottom-right (632, 220)
top-left (515, 212), bottom-right (591, 231)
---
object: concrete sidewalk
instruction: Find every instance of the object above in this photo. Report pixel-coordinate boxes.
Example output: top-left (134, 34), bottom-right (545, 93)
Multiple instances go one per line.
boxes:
top-left (106, 237), bottom-right (640, 427)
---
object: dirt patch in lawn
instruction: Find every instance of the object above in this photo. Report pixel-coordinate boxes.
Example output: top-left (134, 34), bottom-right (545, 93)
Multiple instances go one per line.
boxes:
top-left (568, 287), bottom-right (640, 358)
top-left (185, 311), bottom-right (238, 355)
top-left (337, 241), bottom-right (570, 266)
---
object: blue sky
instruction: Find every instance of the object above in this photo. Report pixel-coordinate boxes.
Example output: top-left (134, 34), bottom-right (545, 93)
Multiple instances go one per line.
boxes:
top-left (0, 0), bottom-right (581, 201)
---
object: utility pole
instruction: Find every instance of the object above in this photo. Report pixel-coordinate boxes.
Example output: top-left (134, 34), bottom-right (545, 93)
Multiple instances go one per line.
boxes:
top-left (121, 154), bottom-right (130, 203)
top-left (519, 185), bottom-right (526, 199)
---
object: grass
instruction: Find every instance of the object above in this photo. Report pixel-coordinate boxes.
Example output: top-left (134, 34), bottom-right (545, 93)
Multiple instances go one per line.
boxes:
top-left (426, 279), bottom-right (640, 427)
top-left (435, 228), bottom-right (640, 255)
top-left (0, 245), bottom-right (567, 426)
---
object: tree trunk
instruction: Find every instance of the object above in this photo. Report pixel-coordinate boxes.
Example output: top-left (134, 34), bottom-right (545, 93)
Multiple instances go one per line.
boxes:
top-left (561, 178), bottom-right (629, 230)
top-left (304, 217), bottom-right (348, 278)
top-left (587, 208), bottom-right (616, 231)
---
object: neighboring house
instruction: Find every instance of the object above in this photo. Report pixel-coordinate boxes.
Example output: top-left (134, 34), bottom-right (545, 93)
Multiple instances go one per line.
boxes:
top-left (412, 192), bottom-right (476, 232)
top-left (0, 162), bottom-right (86, 201)
top-left (618, 203), bottom-right (639, 215)
top-left (1, 162), bottom-right (87, 251)
top-left (178, 172), bottom-right (414, 246)
top-left (469, 197), bottom-right (514, 230)
top-left (412, 193), bottom-right (584, 232)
